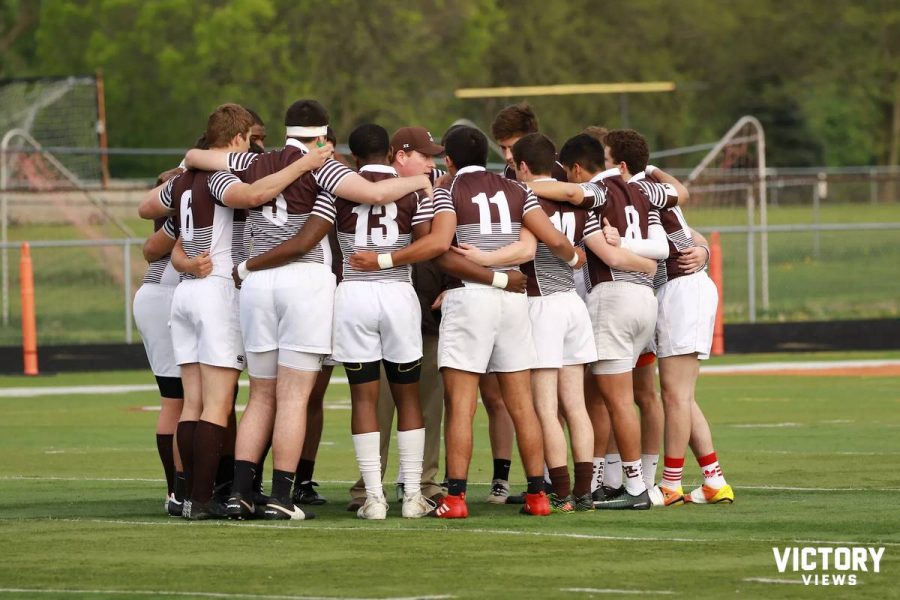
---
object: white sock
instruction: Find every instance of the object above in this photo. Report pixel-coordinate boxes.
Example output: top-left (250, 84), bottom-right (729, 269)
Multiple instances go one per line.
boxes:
top-left (622, 459), bottom-right (646, 496)
top-left (397, 428), bottom-right (424, 497)
top-left (641, 454), bottom-right (659, 489)
top-left (543, 463), bottom-right (551, 485)
top-left (701, 459), bottom-right (726, 488)
top-left (352, 432), bottom-right (383, 498)
top-left (603, 453), bottom-right (622, 489)
top-left (591, 457), bottom-right (605, 493)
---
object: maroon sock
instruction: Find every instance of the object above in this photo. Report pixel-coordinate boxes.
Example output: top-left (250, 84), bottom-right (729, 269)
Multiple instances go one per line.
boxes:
top-left (548, 466), bottom-right (571, 498)
top-left (155, 434), bottom-right (175, 495)
top-left (191, 420), bottom-right (225, 504)
top-left (176, 421), bottom-right (198, 499)
top-left (573, 462), bottom-right (593, 498)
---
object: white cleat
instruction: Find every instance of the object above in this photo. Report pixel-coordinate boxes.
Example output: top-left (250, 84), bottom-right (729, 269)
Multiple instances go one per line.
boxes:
top-left (486, 479), bottom-right (510, 504)
top-left (357, 494), bottom-right (389, 520)
top-left (401, 492), bottom-right (436, 518)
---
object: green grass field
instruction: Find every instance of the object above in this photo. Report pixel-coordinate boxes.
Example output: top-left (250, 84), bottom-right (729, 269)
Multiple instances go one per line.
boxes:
top-left (1, 354), bottom-right (899, 599)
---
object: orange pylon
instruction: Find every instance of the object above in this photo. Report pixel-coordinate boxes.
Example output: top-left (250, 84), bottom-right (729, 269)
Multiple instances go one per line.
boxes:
top-left (709, 232), bottom-right (725, 356)
top-left (20, 242), bottom-right (39, 375)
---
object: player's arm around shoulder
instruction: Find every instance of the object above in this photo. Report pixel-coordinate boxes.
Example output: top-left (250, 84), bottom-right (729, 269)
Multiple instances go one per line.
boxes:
top-left (334, 172), bottom-right (433, 206)
top-left (451, 226), bottom-right (537, 267)
top-left (644, 165), bottom-right (688, 208)
top-left (220, 147), bottom-right (330, 209)
top-left (142, 222), bottom-right (176, 262)
top-left (138, 176), bottom-right (177, 220)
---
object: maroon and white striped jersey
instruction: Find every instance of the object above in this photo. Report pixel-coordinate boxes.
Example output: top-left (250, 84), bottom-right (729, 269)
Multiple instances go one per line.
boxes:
top-left (141, 216), bottom-right (180, 286)
top-left (520, 180), bottom-right (599, 297)
top-left (159, 170), bottom-right (240, 280)
top-left (579, 171), bottom-right (661, 289)
top-left (653, 205), bottom-right (698, 288)
top-left (334, 164), bottom-right (432, 283)
top-left (222, 139), bottom-right (354, 267)
top-left (433, 166), bottom-right (541, 289)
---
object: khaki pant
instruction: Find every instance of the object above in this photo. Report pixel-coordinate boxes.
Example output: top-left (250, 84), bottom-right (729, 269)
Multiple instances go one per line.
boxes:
top-left (349, 334), bottom-right (443, 502)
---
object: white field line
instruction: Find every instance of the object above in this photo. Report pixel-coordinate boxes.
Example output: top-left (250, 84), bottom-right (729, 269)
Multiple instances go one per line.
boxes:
top-left (2, 357), bottom-right (897, 398)
top-left (0, 589), bottom-right (451, 600)
top-left (700, 359), bottom-right (900, 374)
top-left (741, 578), bottom-right (804, 585)
top-left (729, 422), bottom-right (802, 428)
top-left (562, 588), bottom-right (675, 595)
top-left (0, 378), bottom-right (351, 398)
top-left (3, 476), bottom-right (899, 492)
top-left (36, 518), bottom-right (900, 548)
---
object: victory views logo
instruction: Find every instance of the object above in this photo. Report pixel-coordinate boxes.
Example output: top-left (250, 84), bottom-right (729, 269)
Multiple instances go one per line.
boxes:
top-left (772, 546), bottom-right (885, 586)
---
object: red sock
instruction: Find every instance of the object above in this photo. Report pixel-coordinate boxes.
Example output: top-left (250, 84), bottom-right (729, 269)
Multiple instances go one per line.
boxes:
top-left (697, 452), bottom-right (725, 487)
top-left (661, 456), bottom-right (684, 488)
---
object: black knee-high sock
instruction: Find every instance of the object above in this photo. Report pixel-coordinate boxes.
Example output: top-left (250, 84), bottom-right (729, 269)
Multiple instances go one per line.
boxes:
top-left (254, 441), bottom-right (271, 492)
top-left (295, 458), bottom-right (315, 485)
top-left (176, 421), bottom-right (198, 500)
top-left (156, 434), bottom-right (175, 495)
top-left (191, 420), bottom-right (225, 504)
top-left (492, 458), bottom-right (512, 482)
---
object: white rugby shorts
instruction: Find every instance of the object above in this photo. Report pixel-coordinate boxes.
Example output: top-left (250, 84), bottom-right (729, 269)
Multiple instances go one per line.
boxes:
top-left (332, 280), bottom-right (422, 364)
top-left (528, 290), bottom-right (597, 369)
top-left (170, 276), bottom-right (244, 370)
top-left (656, 271), bottom-right (718, 360)
top-left (133, 283), bottom-right (180, 378)
top-left (438, 287), bottom-right (536, 373)
top-left (586, 281), bottom-right (657, 375)
top-left (239, 262), bottom-right (335, 354)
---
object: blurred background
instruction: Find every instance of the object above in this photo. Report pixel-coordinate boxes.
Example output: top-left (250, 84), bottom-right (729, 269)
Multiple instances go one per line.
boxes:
top-left (0, 0), bottom-right (898, 354)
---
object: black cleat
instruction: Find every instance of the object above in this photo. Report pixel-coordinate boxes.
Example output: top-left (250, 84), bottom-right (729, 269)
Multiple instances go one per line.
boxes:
top-left (261, 497), bottom-right (314, 521)
top-left (225, 493), bottom-right (256, 520)
top-left (594, 489), bottom-right (652, 510)
top-left (166, 494), bottom-right (184, 517)
top-left (592, 484), bottom-right (625, 506)
top-left (184, 499), bottom-right (226, 520)
top-left (292, 480), bottom-right (327, 506)
top-left (573, 492), bottom-right (594, 512)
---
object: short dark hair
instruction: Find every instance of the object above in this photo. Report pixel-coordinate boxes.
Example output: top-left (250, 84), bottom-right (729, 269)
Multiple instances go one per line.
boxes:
top-left (604, 129), bottom-right (650, 174)
top-left (441, 124), bottom-right (466, 145)
top-left (444, 126), bottom-right (488, 169)
top-left (245, 108), bottom-right (264, 126)
top-left (491, 103), bottom-right (539, 141)
top-left (284, 100), bottom-right (329, 142)
top-left (325, 126), bottom-right (337, 146)
top-left (558, 133), bottom-right (605, 173)
top-left (348, 123), bottom-right (389, 163)
top-left (512, 133), bottom-right (556, 176)
top-left (582, 125), bottom-right (608, 144)
top-left (204, 103), bottom-right (254, 149)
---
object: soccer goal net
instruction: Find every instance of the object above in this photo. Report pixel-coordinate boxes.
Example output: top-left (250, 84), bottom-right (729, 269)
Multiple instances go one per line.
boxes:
top-left (685, 116), bottom-right (768, 322)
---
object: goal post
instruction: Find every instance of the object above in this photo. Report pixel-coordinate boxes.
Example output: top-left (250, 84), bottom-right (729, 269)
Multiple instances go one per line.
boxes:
top-left (686, 116), bottom-right (768, 322)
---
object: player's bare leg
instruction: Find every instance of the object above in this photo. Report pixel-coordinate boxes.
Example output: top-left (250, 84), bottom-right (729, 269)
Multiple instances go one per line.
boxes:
top-left (270, 366), bottom-right (317, 500)
top-left (479, 373), bottom-right (518, 503)
top-left (685, 396), bottom-right (732, 504)
top-left (633, 362), bottom-right (663, 489)
top-left (388, 374), bottom-right (430, 517)
top-left (595, 371), bottom-right (651, 509)
top-left (585, 369), bottom-right (611, 497)
top-left (558, 365), bottom-right (594, 508)
top-left (532, 368), bottom-right (571, 508)
top-left (294, 365), bottom-right (332, 505)
top-left (233, 377), bottom-right (276, 472)
top-left (443, 368), bottom-right (481, 482)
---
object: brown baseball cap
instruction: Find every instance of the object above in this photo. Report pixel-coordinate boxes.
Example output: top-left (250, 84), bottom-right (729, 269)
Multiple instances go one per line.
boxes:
top-left (390, 126), bottom-right (444, 157)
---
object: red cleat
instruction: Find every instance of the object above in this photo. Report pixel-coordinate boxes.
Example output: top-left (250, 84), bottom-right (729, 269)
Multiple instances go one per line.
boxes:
top-left (521, 491), bottom-right (551, 516)
top-left (432, 493), bottom-right (468, 519)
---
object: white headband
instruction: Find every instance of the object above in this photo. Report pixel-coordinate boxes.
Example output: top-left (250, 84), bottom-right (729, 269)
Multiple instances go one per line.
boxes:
top-left (285, 125), bottom-right (328, 137)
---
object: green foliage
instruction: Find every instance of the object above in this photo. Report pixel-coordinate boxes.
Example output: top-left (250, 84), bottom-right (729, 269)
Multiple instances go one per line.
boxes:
top-left (3, 0), bottom-right (899, 173)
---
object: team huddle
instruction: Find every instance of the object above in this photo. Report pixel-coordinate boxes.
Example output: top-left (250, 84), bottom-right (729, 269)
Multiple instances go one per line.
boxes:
top-left (133, 98), bottom-right (733, 521)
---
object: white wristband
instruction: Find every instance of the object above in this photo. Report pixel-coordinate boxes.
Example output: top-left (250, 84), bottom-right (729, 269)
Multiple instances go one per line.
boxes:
top-left (566, 253), bottom-right (579, 267)
top-left (377, 253), bottom-right (394, 269)
top-left (645, 164), bottom-right (657, 176)
top-left (491, 272), bottom-right (509, 289)
top-left (236, 260), bottom-right (250, 281)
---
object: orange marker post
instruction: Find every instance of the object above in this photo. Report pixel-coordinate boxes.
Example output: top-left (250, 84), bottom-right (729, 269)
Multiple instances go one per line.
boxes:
top-left (709, 232), bottom-right (725, 355)
top-left (20, 242), bottom-right (39, 375)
